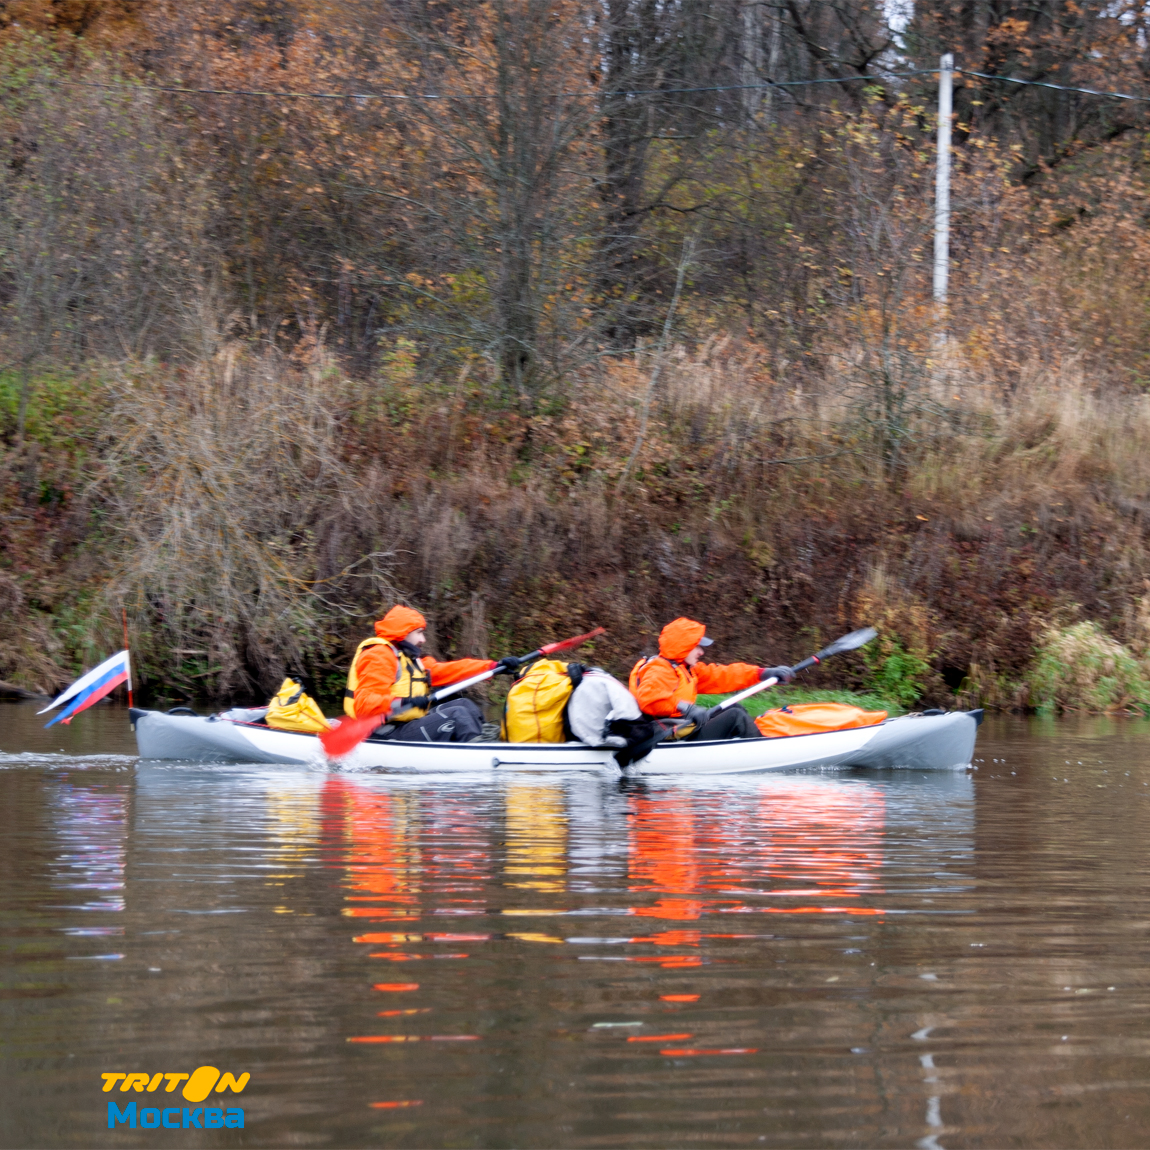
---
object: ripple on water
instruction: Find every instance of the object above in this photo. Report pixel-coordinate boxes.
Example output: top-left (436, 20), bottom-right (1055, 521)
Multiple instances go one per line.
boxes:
top-left (0, 751), bottom-right (137, 769)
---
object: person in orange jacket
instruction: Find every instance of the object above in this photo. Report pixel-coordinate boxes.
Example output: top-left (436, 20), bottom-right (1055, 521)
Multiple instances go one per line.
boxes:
top-left (628, 617), bottom-right (794, 741)
top-left (345, 605), bottom-right (520, 742)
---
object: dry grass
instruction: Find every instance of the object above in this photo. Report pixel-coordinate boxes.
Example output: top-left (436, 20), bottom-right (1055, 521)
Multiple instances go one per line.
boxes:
top-left (73, 334), bottom-right (1150, 707)
top-left (0, 570), bottom-right (65, 693)
top-left (7, 39), bottom-right (1150, 709)
top-left (99, 342), bottom-right (398, 698)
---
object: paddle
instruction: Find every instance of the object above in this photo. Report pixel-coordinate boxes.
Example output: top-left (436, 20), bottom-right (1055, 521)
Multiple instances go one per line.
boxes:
top-left (711, 626), bottom-right (878, 714)
top-left (319, 626), bottom-right (606, 759)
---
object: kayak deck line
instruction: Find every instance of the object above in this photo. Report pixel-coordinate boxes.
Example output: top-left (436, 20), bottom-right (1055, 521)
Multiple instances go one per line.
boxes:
top-left (130, 708), bottom-right (981, 774)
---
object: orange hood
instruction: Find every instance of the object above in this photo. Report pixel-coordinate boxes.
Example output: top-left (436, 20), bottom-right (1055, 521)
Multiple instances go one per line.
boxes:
top-left (375, 605), bottom-right (427, 642)
top-left (659, 617), bottom-right (708, 661)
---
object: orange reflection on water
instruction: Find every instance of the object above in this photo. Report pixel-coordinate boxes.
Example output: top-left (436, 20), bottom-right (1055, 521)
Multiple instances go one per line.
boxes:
top-left (369, 952), bottom-right (470, 960)
top-left (757, 783), bottom-right (886, 899)
top-left (628, 783), bottom-right (886, 920)
top-left (629, 797), bottom-right (697, 896)
top-left (322, 778), bottom-right (421, 921)
top-left (635, 929), bottom-right (700, 946)
top-left (348, 1035), bottom-right (479, 1043)
top-left (626, 955), bottom-right (704, 969)
top-left (342, 907), bottom-right (419, 918)
top-left (354, 933), bottom-right (490, 944)
top-left (633, 897), bottom-right (706, 921)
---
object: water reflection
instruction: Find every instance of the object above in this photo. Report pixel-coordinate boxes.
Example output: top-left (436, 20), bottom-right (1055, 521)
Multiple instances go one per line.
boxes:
top-left (505, 783), bottom-right (567, 892)
top-left (627, 781), bottom-right (887, 922)
top-left (10, 714), bottom-right (1150, 1148)
top-left (296, 773), bottom-right (979, 1103)
top-left (325, 782), bottom-right (422, 919)
top-left (50, 782), bottom-right (127, 929)
top-left (293, 771), bottom-right (985, 1147)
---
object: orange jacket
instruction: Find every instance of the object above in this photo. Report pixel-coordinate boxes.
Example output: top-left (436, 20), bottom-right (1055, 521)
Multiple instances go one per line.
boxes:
top-left (350, 615), bottom-right (495, 719)
top-left (628, 655), bottom-right (763, 718)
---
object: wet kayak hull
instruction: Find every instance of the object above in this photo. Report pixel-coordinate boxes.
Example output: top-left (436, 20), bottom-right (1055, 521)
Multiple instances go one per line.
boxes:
top-left (131, 709), bottom-right (980, 773)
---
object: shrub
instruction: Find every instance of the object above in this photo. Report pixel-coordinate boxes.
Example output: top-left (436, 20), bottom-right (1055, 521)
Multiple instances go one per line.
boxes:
top-left (1030, 621), bottom-right (1150, 713)
top-left (862, 637), bottom-right (931, 710)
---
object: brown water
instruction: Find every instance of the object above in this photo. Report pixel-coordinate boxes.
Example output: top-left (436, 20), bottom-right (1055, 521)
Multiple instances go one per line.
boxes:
top-left (2, 700), bottom-right (1150, 1148)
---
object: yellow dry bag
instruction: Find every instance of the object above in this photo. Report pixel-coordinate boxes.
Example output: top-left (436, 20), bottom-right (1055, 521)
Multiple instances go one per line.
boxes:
top-left (266, 678), bottom-right (332, 733)
top-left (500, 659), bottom-right (584, 743)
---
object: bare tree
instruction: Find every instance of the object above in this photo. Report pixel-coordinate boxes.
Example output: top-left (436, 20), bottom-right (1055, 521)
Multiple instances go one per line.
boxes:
top-left (0, 48), bottom-right (216, 418)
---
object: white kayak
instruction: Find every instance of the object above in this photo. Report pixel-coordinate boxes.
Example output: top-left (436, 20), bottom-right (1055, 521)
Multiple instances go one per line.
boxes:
top-left (130, 707), bottom-right (982, 774)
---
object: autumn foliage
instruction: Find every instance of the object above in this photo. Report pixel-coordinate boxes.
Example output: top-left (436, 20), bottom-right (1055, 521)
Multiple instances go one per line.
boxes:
top-left (4, 0), bottom-right (1150, 709)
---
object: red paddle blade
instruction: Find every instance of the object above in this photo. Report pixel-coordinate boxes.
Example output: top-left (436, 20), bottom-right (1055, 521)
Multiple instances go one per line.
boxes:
top-left (320, 713), bottom-right (385, 759)
top-left (539, 626), bottom-right (605, 656)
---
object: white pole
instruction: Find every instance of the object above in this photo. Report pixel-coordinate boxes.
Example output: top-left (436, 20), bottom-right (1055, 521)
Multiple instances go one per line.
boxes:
top-left (933, 53), bottom-right (953, 307)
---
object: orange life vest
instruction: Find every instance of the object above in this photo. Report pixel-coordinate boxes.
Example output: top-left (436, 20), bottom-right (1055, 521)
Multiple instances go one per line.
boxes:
top-left (344, 637), bottom-right (432, 721)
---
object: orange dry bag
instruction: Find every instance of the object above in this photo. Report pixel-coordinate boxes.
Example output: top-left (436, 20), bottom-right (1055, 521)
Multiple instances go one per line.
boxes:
top-left (754, 702), bottom-right (887, 738)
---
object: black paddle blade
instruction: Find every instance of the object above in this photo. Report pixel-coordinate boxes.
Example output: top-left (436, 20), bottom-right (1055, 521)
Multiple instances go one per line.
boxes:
top-left (818, 627), bottom-right (877, 659)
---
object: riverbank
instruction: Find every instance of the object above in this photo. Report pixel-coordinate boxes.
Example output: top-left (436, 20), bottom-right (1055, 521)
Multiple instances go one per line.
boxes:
top-left (5, 343), bottom-right (1150, 714)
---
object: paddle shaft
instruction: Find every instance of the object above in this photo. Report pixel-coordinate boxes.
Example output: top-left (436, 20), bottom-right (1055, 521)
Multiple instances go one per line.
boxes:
top-left (714, 627), bottom-right (876, 713)
top-left (431, 626), bottom-right (606, 704)
top-left (716, 653), bottom-right (821, 712)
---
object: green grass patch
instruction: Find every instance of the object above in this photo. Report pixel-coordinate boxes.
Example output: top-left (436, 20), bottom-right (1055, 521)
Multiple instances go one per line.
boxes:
top-left (0, 368), bottom-right (105, 451)
top-left (697, 685), bottom-right (904, 717)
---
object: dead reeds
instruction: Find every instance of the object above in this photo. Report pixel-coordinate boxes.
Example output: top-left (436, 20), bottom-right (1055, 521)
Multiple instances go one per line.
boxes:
top-left (99, 341), bottom-right (397, 699)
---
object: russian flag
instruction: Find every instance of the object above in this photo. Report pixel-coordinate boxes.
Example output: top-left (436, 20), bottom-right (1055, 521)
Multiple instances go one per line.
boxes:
top-left (38, 650), bottom-right (132, 728)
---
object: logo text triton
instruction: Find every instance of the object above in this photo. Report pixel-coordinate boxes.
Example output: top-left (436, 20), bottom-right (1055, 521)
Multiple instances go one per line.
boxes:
top-left (102, 1066), bottom-right (247, 1130)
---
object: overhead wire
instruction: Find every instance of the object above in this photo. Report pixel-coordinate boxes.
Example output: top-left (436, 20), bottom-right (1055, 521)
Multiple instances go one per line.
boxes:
top-left (53, 70), bottom-right (935, 102)
top-left (957, 68), bottom-right (1150, 104)
top-left (44, 65), bottom-right (1150, 108)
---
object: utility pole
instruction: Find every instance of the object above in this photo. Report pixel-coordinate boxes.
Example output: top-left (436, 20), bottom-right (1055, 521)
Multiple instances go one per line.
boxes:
top-left (933, 54), bottom-right (953, 311)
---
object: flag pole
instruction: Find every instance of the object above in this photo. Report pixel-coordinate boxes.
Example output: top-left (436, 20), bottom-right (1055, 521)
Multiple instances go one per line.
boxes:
top-left (121, 607), bottom-right (134, 709)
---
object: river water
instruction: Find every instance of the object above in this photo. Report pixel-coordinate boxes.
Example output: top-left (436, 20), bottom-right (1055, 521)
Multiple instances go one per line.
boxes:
top-left (2, 700), bottom-right (1149, 1148)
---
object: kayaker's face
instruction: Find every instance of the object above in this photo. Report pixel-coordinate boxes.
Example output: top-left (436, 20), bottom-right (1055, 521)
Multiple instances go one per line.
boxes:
top-left (685, 644), bottom-right (705, 666)
top-left (406, 628), bottom-right (427, 647)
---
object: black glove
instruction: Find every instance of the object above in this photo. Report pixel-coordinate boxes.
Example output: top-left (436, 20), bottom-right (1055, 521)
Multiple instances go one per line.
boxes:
top-left (392, 696), bottom-right (432, 715)
top-left (760, 665), bottom-right (795, 683)
top-left (493, 655), bottom-right (524, 676)
top-left (676, 701), bottom-right (711, 725)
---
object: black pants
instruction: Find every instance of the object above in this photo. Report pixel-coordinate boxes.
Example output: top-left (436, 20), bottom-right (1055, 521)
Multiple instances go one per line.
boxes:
top-left (378, 699), bottom-right (484, 743)
top-left (686, 704), bottom-right (761, 741)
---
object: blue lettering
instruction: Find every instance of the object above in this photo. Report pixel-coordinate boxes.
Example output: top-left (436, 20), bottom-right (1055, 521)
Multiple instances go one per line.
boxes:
top-left (182, 1107), bottom-right (203, 1129)
top-left (108, 1100), bottom-right (136, 1129)
top-left (162, 1108), bottom-right (180, 1128)
top-left (141, 1108), bottom-right (160, 1129)
top-left (205, 1108), bottom-right (223, 1128)
top-left (225, 1108), bottom-right (245, 1129)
